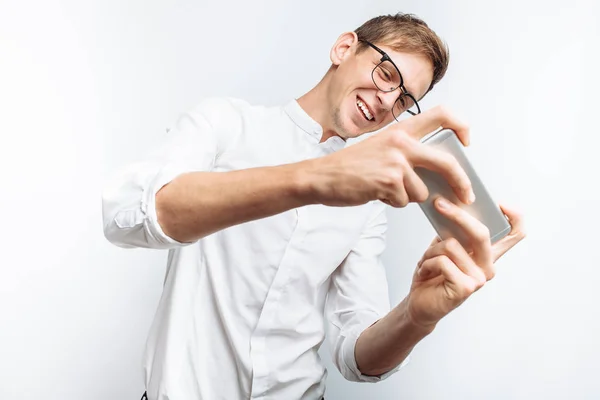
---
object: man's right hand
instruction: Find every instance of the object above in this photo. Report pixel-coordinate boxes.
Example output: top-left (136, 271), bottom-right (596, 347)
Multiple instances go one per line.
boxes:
top-left (305, 106), bottom-right (475, 208)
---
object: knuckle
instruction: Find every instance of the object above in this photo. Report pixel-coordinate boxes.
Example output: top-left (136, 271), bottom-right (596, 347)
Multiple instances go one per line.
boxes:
top-left (444, 237), bottom-right (461, 253)
top-left (388, 129), bottom-right (408, 147)
top-left (382, 145), bottom-right (397, 161)
top-left (381, 174), bottom-right (398, 194)
top-left (486, 266), bottom-right (496, 281)
top-left (440, 241), bottom-right (453, 255)
top-left (472, 281), bottom-right (484, 293)
top-left (393, 153), bottom-right (411, 170)
top-left (398, 134), bottom-right (418, 151)
top-left (413, 187), bottom-right (429, 203)
top-left (476, 225), bottom-right (491, 242)
top-left (435, 105), bottom-right (457, 122)
top-left (391, 170), bottom-right (405, 187)
top-left (379, 176), bottom-right (393, 190)
top-left (467, 278), bottom-right (480, 294)
top-left (382, 171), bottom-right (401, 189)
top-left (398, 197), bottom-right (409, 208)
top-left (384, 147), bottom-right (408, 168)
top-left (392, 191), bottom-right (409, 208)
top-left (434, 104), bottom-right (449, 117)
top-left (460, 281), bottom-right (476, 298)
top-left (476, 272), bottom-right (488, 287)
top-left (438, 254), bottom-right (452, 267)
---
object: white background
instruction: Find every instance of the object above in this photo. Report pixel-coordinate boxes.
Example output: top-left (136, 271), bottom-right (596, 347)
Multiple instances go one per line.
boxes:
top-left (1, 0), bottom-right (599, 399)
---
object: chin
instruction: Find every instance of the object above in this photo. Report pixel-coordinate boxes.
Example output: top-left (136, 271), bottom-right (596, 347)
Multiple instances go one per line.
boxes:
top-left (344, 116), bottom-right (380, 139)
top-left (341, 119), bottom-right (362, 138)
top-left (334, 117), bottom-right (361, 140)
top-left (341, 109), bottom-right (367, 138)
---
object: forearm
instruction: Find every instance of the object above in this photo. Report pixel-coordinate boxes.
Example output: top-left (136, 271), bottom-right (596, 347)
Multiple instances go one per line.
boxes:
top-left (355, 297), bottom-right (436, 376)
top-left (156, 160), bottom-right (317, 243)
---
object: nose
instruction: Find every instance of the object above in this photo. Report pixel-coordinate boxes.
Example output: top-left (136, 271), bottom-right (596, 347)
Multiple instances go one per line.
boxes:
top-left (376, 89), bottom-right (399, 113)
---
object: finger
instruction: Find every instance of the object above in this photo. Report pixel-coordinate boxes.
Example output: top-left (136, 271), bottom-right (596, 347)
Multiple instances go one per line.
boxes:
top-left (492, 203), bottom-right (526, 261)
top-left (434, 197), bottom-right (493, 268)
top-left (416, 236), bottom-right (442, 266)
top-left (403, 169), bottom-right (429, 203)
top-left (430, 236), bottom-right (442, 246)
top-left (412, 146), bottom-right (474, 205)
top-left (382, 177), bottom-right (410, 208)
top-left (398, 106), bottom-right (470, 146)
top-left (499, 203), bottom-right (526, 237)
top-left (419, 237), bottom-right (489, 282)
top-left (418, 256), bottom-right (477, 300)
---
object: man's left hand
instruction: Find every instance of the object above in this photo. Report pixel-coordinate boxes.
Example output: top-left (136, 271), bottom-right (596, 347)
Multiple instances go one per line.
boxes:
top-left (406, 198), bottom-right (526, 329)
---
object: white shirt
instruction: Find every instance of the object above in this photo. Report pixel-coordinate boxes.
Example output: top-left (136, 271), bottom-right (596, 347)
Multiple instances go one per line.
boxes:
top-left (102, 98), bottom-right (408, 400)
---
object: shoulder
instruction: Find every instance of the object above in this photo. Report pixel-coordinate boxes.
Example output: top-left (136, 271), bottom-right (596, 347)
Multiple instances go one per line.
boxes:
top-left (185, 97), bottom-right (255, 148)
top-left (189, 97), bottom-right (282, 127)
top-left (189, 97), bottom-right (248, 123)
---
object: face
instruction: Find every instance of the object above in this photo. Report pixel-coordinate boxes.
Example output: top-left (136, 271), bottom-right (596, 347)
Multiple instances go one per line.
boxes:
top-left (327, 32), bottom-right (434, 139)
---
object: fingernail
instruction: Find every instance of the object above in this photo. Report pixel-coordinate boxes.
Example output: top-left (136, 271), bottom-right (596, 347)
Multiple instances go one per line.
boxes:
top-left (469, 190), bottom-right (476, 204)
top-left (436, 197), bottom-right (450, 210)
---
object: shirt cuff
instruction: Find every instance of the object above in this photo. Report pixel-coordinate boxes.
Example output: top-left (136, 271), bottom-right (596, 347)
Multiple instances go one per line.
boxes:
top-left (342, 327), bottom-right (411, 383)
top-left (141, 163), bottom-right (196, 247)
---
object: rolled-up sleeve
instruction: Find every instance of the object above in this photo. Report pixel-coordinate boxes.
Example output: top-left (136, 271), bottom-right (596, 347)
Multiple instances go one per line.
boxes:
top-left (102, 98), bottom-right (239, 249)
top-left (326, 201), bottom-right (410, 382)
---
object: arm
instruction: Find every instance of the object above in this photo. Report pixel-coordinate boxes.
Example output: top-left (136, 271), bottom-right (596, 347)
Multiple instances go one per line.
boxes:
top-left (162, 106), bottom-right (477, 243)
top-left (103, 103), bottom-right (475, 249)
top-left (354, 297), bottom-right (434, 376)
top-left (102, 97), bottom-right (324, 249)
top-left (155, 165), bottom-right (313, 244)
top-left (101, 97), bottom-right (270, 249)
top-left (326, 202), bottom-right (414, 382)
top-left (357, 201), bottom-right (527, 376)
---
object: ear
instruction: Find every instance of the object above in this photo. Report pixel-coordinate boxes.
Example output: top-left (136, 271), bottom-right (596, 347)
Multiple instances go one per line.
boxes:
top-left (330, 31), bottom-right (359, 66)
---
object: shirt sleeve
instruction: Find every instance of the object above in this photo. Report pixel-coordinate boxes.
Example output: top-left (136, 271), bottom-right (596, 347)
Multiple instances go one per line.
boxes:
top-left (102, 97), bottom-right (241, 249)
top-left (325, 201), bottom-right (410, 382)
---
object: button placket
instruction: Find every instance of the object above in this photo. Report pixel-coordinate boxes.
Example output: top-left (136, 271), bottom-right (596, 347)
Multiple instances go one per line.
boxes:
top-left (249, 207), bottom-right (310, 398)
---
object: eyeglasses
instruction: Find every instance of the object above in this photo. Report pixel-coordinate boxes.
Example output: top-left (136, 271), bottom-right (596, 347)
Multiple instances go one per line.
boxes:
top-left (359, 39), bottom-right (421, 121)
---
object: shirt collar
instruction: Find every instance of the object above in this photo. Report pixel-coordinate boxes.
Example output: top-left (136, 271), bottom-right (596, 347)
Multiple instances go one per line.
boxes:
top-left (283, 99), bottom-right (346, 152)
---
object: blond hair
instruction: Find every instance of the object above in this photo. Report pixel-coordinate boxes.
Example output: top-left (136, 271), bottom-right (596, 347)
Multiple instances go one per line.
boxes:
top-left (355, 13), bottom-right (450, 94)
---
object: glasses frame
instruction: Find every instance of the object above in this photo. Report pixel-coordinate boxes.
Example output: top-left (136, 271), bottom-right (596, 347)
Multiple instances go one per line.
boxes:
top-left (359, 39), bottom-right (421, 120)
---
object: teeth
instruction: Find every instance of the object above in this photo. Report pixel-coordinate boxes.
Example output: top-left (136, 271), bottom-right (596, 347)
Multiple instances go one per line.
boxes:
top-left (356, 99), bottom-right (373, 121)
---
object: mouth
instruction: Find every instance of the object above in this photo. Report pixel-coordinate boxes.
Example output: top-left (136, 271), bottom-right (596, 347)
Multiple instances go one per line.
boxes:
top-left (356, 95), bottom-right (375, 122)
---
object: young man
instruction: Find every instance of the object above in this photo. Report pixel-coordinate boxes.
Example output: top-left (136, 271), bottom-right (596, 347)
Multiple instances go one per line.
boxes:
top-left (103, 13), bottom-right (525, 400)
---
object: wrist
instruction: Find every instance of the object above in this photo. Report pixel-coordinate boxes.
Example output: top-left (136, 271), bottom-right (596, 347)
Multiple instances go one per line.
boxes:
top-left (398, 296), bottom-right (437, 336)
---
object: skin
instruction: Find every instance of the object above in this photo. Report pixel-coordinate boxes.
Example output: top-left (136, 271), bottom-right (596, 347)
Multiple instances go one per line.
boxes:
top-left (304, 32), bottom-right (526, 376)
top-left (155, 30), bottom-right (526, 378)
top-left (298, 32), bottom-right (434, 142)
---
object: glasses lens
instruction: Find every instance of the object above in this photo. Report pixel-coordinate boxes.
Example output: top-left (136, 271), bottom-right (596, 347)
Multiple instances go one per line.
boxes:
top-left (392, 94), bottom-right (419, 120)
top-left (372, 60), bottom-right (401, 92)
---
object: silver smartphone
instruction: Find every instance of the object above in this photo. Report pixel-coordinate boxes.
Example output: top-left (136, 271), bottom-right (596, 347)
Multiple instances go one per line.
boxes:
top-left (415, 128), bottom-right (511, 246)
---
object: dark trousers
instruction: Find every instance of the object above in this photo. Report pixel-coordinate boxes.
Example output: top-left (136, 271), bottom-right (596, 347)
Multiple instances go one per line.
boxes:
top-left (141, 391), bottom-right (324, 399)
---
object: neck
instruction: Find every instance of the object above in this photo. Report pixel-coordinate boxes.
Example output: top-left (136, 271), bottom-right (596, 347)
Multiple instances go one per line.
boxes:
top-left (296, 69), bottom-right (344, 143)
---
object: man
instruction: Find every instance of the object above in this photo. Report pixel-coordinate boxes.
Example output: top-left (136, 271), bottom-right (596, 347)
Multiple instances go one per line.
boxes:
top-left (102, 13), bottom-right (525, 400)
